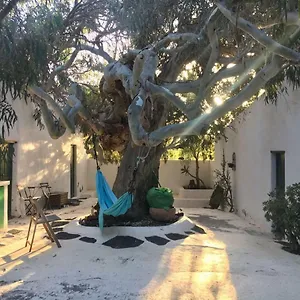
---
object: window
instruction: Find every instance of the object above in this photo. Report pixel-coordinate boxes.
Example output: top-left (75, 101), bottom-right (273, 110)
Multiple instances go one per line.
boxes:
top-left (70, 145), bottom-right (77, 197)
top-left (271, 151), bottom-right (285, 192)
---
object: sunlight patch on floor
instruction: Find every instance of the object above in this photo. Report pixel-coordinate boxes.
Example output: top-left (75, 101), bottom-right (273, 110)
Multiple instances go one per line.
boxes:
top-left (0, 241), bottom-right (52, 276)
top-left (0, 280), bottom-right (23, 295)
top-left (141, 228), bottom-right (237, 300)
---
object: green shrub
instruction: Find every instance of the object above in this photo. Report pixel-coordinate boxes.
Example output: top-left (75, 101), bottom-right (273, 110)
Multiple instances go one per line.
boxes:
top-left (263, 183), bottom-right (300, 252)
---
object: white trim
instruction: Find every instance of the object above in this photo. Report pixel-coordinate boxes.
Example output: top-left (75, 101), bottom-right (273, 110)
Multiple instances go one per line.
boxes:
top-left (0, 181), bottom-right (10, 231)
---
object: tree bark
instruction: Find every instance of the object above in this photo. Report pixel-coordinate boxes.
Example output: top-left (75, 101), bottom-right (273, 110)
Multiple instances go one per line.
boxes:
top-left (0, 0), bottom-right (22, 23)
top-left (112, 142), bottom-right (164, 220)
top-left (97, 45), bottom-right (192, 223)
top-left (109, 49), bottom-right (193, 220)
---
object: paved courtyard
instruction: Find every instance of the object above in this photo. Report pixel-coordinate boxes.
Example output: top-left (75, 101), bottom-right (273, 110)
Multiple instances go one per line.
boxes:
top-left (1, 198), bottom-right (300, 300)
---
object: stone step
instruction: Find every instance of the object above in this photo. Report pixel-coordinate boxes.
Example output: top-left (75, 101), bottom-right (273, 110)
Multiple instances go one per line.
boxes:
top-left (178, 188), bottom-right (214, 199)
top-left (81, 190), bottom-right (97, 198)
top-left (174, 197), bottom-right (210, 208)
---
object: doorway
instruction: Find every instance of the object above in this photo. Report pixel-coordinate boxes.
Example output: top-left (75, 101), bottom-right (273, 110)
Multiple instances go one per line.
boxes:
top-left (0, 142), bottom-right (14, 218)
top-left (271, 151), bottom-right (285, 192)
top-left (70, 144), bottom-right (77, 198)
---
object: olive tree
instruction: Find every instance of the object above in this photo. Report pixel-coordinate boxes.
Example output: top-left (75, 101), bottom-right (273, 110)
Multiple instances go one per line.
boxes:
top-left (1, 0), bottom-right (300, 218)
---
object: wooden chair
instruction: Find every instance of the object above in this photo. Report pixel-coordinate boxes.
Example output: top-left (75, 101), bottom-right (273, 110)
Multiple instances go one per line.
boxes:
top-left (17, 185), bottom-right (37, 216)
top-left (39, 182), bottom-right (52, 210)
top-left (25, 196), bottom-right (61, 252)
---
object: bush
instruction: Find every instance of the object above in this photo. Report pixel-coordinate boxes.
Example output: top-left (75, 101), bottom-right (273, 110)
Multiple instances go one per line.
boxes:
top-left (263, 183), bottom-right (300, 252)
top-left (214, 149), bottom-right (234, 212)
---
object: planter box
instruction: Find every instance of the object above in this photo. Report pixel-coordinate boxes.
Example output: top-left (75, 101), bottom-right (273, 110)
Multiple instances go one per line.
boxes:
top-left (179, 187), bottom-right (213, 199)
top-left (0, 181), bottom-right (10, 231)
top-left (48, 192), bottom-right (68, 208)
top-left (174, 187), bottom-right (214, 208)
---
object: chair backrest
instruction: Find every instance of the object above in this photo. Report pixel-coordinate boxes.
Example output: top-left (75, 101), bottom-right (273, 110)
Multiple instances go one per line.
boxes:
top-left (17, 185), bottom-right (29, 199)
top-left (27, 186), bottom-right (38, 197)
top-left (39, 182), bottom-right (51, 199)
top-left (17, 185), bottom-right (47, 214)
top-left (31, 197), bottom-right (44, 213)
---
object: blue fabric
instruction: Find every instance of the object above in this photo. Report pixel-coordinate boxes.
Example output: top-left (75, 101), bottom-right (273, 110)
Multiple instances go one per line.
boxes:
top-left (96, 170), bottom-right (133, 230)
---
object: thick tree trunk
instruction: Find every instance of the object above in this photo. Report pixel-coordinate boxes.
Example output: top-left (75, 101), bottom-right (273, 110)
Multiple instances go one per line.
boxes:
top-left (95, 48), bottom-right (191, 224)
top-left (113, 142), bottom-right (164, 220)
top-left (83, 143), bottom-right (164, 226)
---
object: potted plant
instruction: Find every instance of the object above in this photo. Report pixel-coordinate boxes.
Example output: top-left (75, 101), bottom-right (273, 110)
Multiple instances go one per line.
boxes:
top-left (212, 150), bottom-right (234, 212)
top-left (177, 135), bottom-right (214, 201)
top-left (179, 135), bottom-right (213, 188)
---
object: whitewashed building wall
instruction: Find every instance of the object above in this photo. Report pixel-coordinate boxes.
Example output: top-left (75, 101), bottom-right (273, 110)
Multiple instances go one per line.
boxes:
top-left (214, 87), bottom-right (300, 231)
top-left (1, 96), bottom-right (89, 217)
top-left (87, 159), bottom-right (213, 195)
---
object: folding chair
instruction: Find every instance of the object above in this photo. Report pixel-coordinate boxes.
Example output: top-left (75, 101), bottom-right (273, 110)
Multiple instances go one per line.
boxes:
top-left (39, 182), bottom-right (52, 210)
top-left (25, 196), bottom-right (61, 252)
top-left (17, 185), bottom-right (36, 216)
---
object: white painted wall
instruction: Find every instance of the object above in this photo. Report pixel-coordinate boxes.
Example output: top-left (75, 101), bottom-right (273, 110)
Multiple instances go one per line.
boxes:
top-left (87, 158), bottom-right (213, 195)
top-left (215, 87), bottom-right (300, 231)
top-left (159, 160), bottom-right (212, 193)
top-left (1, 97), bottom-right (88, 217)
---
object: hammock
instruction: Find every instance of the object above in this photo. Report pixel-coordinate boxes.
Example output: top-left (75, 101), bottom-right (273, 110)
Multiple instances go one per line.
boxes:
top-left (92, 134), bottom-right (150, 230)
top-left (96, 170), bottom-right (133, 230)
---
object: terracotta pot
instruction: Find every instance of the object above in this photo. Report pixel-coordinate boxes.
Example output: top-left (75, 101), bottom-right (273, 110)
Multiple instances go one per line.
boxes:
top-left (149, 207), bottom-right (176, 222)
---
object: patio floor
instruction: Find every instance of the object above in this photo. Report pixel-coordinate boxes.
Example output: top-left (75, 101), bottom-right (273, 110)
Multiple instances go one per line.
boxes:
top-left (1, 199), bottom-right (300, 300)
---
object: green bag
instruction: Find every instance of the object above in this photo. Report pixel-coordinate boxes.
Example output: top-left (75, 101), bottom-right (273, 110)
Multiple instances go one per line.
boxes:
top-left (146, 187), bottom-right (174, 210)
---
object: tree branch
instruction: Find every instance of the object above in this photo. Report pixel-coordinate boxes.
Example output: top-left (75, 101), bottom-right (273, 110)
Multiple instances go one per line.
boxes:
top-left (30, 83), bottom-right (104, 139)
top-left (103, 61), bottom-right (132, 95)
top-left (67, 83), bottom-right (103, 135)
top-left (152, 33), bottom-right (201, 53)
top-left (139, 50), bottom-right (158, 87)
top-left (162, 80), bottom-right (200, 94)
top-left (206, 57), bottom-right (259, 90)
top-left (57, 49), bottom-right (80, 73)
top-left (184, 169), bottom-right (198, 180)
top-left (28, 85), bottom-right (76, 133)
top-left (216, 1), bottom-right (300, 62)
top-left (119, 49), bottom-right (141, 64)
top-left (259, 11), bottom-right (300, 28)
top-left (131, 52), bottom-right (145, 97)
top-left (79, 44), bottom-right (114, 63)
top-left (202, 22), bottom-right (220, 85)
top-left (130, 56), bottom-right (283, 147)
top-left (0, 0), bottom-right (22, 23)
top-left (165, 137), bottom-right (182, 150)
top-left (127, 90), bottom-right (148, 146)
top-left (131, 49), bottom-right (157, 96)
top-left (189, 20), bottom-right (219, 112)
top-left (35, 98), bottom-right (67, 139)
top-left (152, 7), bottom-right (219, 54)
top-left (228, 26), bottom-right (300, 95)
top-left (46, 48), bottom-right (80, 91)
top-left (146, 82), bottom-right (191, 117)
